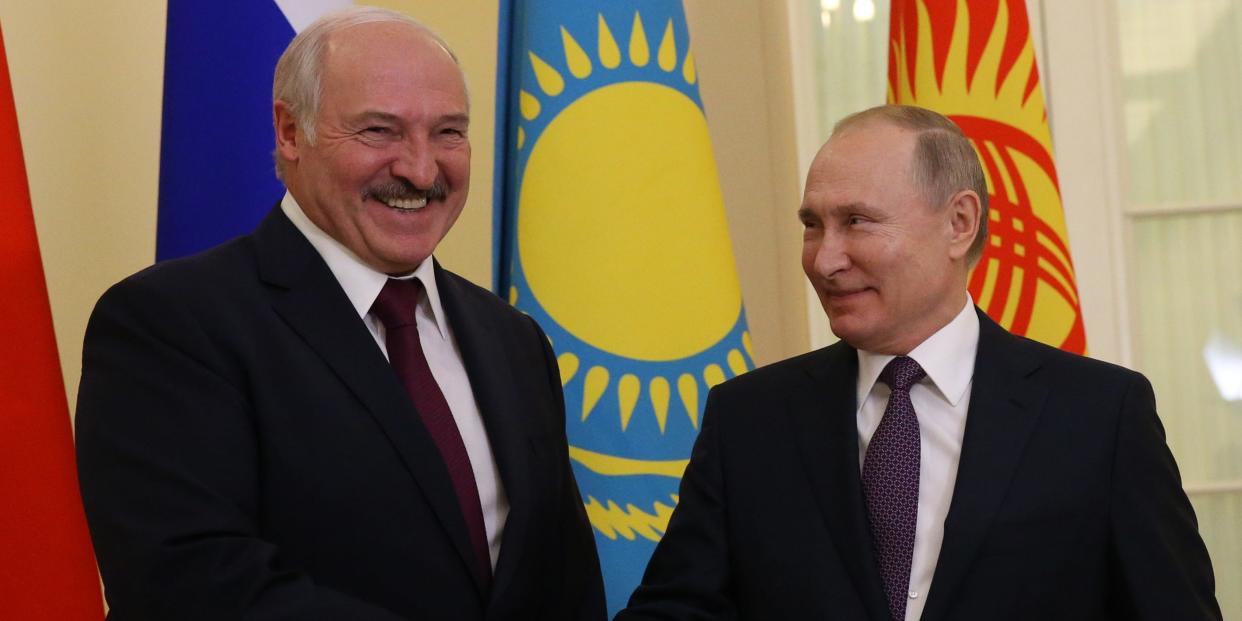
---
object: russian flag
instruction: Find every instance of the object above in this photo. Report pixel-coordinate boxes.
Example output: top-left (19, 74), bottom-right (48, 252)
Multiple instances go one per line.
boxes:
top-left (157, 0), bottom-right (349, 261)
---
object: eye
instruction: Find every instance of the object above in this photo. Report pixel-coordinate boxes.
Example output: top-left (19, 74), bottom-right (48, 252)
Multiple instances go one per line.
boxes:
top-left (797, 209), bottom-right (818, 229)
top-left (440, 127), bottom-right (467, 137)
top-left (847, 214), bottom-right (866, 226)
top-left (361, 126), bottom-right (394, 137)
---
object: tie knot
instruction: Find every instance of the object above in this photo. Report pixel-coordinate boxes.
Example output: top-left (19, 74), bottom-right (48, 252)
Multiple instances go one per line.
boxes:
top-left (879, 356), bottom-right (926, 393)
top-left (371, 278), bottom-right (423, 329)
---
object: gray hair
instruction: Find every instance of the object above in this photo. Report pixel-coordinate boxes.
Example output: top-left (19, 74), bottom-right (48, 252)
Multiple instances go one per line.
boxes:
top-left (272, 6), bottom-right (462, 177)
top-left (832, 104), bottom-right (990, 265)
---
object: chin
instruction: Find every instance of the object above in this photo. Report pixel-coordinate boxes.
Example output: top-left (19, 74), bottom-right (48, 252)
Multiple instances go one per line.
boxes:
top-left (363, 251), bottom-right (427, 275)
top-left (827, 316), bottom-right (880, 349)
top-left (826, 320), bottom-right (860, 345)
top-left (371, 238), bottom-right (436, 269)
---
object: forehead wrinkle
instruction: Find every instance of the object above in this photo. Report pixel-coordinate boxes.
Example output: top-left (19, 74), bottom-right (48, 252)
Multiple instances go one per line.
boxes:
top-left (320, 23), bottom-right (465, 90)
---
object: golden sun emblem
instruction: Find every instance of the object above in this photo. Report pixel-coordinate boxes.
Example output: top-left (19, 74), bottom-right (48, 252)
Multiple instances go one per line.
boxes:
top-left (503, 10), bottom-right (754, 541)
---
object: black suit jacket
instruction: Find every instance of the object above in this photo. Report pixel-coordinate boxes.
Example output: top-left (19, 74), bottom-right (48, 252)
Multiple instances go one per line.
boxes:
top-left (618, 310), bottom-right (1219, 620)
top-left (76, 208), bottom-right (606, 620)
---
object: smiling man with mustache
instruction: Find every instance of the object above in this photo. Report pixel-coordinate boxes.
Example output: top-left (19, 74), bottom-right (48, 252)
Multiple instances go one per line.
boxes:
top-left (75, 7), bottom-right (604, 620)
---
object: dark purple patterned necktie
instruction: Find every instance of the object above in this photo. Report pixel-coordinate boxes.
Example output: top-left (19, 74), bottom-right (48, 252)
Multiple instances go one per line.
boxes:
top-left (371, 278), bottom-right (492, 587)
top-left (862, 356), bottom-right (926, 621)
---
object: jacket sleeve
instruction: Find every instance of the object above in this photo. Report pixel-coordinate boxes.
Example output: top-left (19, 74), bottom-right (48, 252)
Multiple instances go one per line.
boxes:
top-left (614, 386), bottom-right (738, 621)
top-left (75, 278), bottom-right (410, 621)
top-left (1106, 372), bottom-right (1222, 620)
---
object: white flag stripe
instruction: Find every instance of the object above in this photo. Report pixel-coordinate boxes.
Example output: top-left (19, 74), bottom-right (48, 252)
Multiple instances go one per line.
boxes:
top-left (273, 0), bottom-right (354, 33)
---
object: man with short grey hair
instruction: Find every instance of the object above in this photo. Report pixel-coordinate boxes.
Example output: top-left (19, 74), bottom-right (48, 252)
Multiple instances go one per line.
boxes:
top-left (618, 104), bottom-right (1219, 620)
top-left (76, 7), bottom-right (605, 620)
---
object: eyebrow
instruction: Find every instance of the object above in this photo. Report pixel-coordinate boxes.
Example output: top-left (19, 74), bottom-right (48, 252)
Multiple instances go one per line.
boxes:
top-left (349, 111), bottom-right (471, 126)
top-left (351, 111), bottom-right (403, 125)
top-left (798, 202), bottom-right (871, 220)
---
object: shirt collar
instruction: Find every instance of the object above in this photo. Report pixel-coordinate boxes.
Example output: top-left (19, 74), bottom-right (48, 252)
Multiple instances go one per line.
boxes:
top-left (280, 191), bottom-right (451, 341)
top-left (855, 296), bottom-right (979, 410)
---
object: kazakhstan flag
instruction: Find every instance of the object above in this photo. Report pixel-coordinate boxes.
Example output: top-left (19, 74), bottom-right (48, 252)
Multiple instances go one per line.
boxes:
top-left (494, 0), bottom-right (753, 613)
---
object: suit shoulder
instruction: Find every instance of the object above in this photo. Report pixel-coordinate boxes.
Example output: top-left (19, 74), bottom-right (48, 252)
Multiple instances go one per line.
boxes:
top-left (711, 346), bottom-right (839, 399)
top-left (437, 268), bottom-right (535, 327)
top-left (90, 236), bottom-right (260, 324)
top-left (1003, 329), bottom-right (1145, 392)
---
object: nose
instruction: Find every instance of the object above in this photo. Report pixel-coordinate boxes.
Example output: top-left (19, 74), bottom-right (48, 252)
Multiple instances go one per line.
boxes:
top-left (805, 229), bottom-right (850, 280)
top-left (390, 136), bottom-right (439, 190)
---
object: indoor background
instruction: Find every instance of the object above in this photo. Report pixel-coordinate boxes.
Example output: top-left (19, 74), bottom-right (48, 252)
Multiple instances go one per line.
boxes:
top-left (1, 0), bottom-right (1237, 615)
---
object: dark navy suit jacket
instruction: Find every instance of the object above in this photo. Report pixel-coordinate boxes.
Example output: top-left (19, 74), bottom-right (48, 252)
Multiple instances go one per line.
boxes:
top-left (618, 310), bottom-right (1219, 620)
top-left (76, 208), bottom-right (606, 620)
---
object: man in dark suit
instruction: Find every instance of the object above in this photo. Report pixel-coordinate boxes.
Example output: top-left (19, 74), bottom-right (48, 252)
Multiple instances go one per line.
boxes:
top-left (75, 7), bottom-right (604, 620)
top-left (616, 105), bottom-right (1220, 620)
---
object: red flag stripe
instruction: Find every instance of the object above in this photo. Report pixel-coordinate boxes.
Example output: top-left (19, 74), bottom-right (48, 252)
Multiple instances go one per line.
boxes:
top-left (0, 21), bottom-right (104, 620)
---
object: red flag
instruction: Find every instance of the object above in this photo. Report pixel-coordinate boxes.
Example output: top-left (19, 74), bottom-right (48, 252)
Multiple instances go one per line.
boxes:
top-left (0, 22), bottom-right (104, 620)
top-left (888, 0), bottom-right (1086, 353)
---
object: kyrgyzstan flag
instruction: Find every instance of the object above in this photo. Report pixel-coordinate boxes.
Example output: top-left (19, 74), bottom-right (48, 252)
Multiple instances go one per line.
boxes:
top-left (0, 21), bottom-right (105, 620)
top-left (888, 0), bottom-right (1086, 353)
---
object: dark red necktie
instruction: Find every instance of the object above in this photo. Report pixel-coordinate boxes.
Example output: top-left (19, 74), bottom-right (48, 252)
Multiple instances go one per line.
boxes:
top-left (371, 278), bottom-right (492, 586)
top-left (862, 356), bottom-right (926, 621)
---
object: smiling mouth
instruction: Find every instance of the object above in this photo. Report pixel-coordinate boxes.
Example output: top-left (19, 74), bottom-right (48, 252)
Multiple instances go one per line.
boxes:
top-left (825, 287), bottom-right (871, 301)
top-left (381, 196), bottom-right (428, 211)
top-left (365, 179), bottom-right (446, 213)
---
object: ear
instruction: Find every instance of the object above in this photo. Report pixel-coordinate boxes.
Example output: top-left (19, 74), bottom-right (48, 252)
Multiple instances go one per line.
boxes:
top-left (273, 100), bottom-right (302, 165)
top-left (945, 189), bottom-right (983, 261)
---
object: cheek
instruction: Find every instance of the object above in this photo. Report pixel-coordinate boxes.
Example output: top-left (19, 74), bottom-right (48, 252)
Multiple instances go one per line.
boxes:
top-left (447, 151), bottom-right (471, 186)
top-left (800, 240), bottom-right (819, 275)
top-left (325, 153), bottom-right (386, 190)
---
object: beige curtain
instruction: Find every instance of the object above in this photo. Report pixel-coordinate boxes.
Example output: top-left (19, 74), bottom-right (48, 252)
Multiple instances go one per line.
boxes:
top-left (1122, 0), bottom-right (1242, 614)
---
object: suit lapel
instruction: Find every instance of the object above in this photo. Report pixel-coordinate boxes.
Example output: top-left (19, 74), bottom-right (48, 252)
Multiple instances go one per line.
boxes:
top-left (434, 265), bottom-right (537, 606)
top-left (920, 311), bottom-right (1048, 621)
top-left (786, 343), bottom-right (891, 621)
top-left (253, 209), bottom-right (486, 595)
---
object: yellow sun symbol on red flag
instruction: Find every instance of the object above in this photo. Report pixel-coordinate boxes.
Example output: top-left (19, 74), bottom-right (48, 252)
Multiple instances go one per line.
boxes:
top-left (889, 0), bottom-right (1086, 353)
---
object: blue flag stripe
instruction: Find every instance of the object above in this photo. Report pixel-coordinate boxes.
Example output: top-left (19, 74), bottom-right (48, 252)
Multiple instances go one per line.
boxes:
top-left (492, 0), bottom-right (517, 294)
top-left (156, 1), bottom-right (293, 261)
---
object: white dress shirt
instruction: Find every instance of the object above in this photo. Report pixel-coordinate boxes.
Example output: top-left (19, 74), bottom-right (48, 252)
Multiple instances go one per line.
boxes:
top-left (856, 297), bottom-right (979, 621)
top-left (281, 193), bottom-right (508, 568)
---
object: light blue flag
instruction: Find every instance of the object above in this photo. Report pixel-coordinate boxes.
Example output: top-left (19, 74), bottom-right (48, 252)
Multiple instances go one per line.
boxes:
top-left (157, 0), bottom-right (347, 261)
top-left (494, 1), bottom-right (755, 613)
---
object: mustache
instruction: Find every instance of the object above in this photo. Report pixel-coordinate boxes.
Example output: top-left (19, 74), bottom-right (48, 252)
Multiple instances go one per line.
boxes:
top-left (363, 178), bottom-right (448, 204)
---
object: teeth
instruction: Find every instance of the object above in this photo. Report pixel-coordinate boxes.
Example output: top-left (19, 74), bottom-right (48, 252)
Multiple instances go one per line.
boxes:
top-left (383, 197), bottom-right (428, 211)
